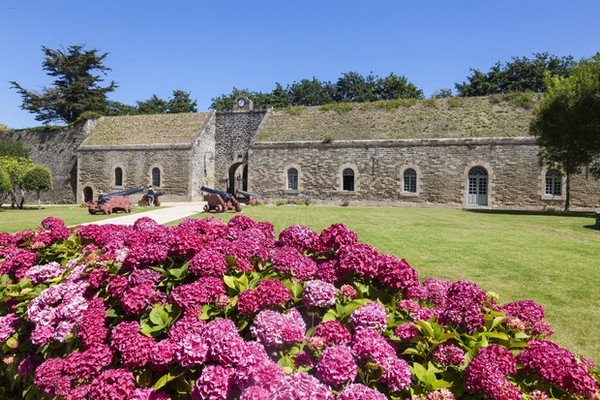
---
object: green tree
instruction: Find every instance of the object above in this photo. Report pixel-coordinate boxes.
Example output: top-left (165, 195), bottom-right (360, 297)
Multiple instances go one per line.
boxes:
top-left (210, 88), bottom-right (251, 111)
top-left (456, 53), bottom-right (575, 96)
top-left (105, 101), bottom-right (140, 116)
top-left (530, 55), bottom-right (600, 211)
top-left (137, 95), bottom-right (169, 114)
top-left (335, 72), bottom-right (376, 103)
top-left (167, 90), bottom-right (198, 113)
top-left (0, 167), bottom-right (10, 206)
top-left (431, 88), bottom-right (453, 98)
top-left (375, 73), bottom-right (424, 100)
top-left (10, 44), bottom-right (118, 124)
top-left (0, 156), bottom-right (34, 208)
top-left (0, 139), bottom-right (29, 158)
top-left (288, 78), bottom-right (336, 106)
top-left (22, 165), bottom-right (53, 209)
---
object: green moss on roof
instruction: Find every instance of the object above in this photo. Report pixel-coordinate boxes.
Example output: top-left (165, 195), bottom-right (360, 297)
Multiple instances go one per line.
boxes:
top-left (256, 94), bottom-right (538, 142)
top-left (82, 113), bottom-right (211, 146)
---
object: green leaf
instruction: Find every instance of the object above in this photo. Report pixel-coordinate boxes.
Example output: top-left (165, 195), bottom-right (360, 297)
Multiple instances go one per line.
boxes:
top-left (149, 305), bottom-right (169, 327)
top-left (322, 310), bottom-right (337, 322)
top-left (412, 362), bottom-right (428, 383)
top-left (223, 275), bottom-right (236, 290)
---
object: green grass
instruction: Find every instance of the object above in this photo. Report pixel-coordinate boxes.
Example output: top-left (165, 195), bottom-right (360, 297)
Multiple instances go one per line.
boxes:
top-left (0, 205), bottom-right (151, 233)
top-left (1, 204), bottom-right (599, 362)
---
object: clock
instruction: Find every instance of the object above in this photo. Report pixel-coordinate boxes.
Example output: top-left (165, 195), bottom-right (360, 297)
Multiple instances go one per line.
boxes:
top-left (236, 97), bottom-right (247, 108)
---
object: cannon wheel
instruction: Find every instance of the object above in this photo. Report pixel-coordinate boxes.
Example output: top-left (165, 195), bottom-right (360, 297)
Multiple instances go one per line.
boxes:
top-left (154, 198), bottom-right (161, 206)
top-left (235, 203), bottom-right (242, 212)
top-left (203, 204), bottom-right (210, 212)
top-left (126, 206), bottom-right (132, 213)
top-left (215, 204), bottom-right (224, 213)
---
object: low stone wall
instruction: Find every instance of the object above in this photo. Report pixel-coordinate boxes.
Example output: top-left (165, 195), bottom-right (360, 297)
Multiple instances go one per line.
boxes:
top-left (3, 123), bottom-right (88, 204)
top-left (248, 137), bottom-right (600, 210)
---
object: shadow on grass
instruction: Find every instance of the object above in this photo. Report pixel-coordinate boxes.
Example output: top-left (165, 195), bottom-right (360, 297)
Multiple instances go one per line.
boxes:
top-left (464, 209), bottom-right (596, 218)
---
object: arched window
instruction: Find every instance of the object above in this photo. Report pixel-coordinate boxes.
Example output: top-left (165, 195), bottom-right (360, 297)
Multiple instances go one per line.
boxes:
top-left (152, 167), bottom-right (161, 187)
top-left (114, 167), bottom-right (123, 187)
top-left (403, 168), bottom-right (417, 193)
top-left (467, 166), bottom-right (488, 206)
top-left (342, 168), bottom-right (355, 191)
top-left (287, 168), bottom-right (298, 190)
top-left (545, 170), bottom-right (562, 196)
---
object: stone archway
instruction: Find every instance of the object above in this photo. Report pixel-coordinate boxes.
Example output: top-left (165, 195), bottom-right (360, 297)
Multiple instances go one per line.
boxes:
top-left (83, 186), bottom-right (94, 203)
top-left (228, 162), bottom-right (248, 194)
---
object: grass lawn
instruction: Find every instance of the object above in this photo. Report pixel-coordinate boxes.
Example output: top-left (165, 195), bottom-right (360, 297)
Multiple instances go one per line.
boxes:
top-left (1, 204), bottom-right (599, 362)
top-left (0, 205), bottom-right (151, 233)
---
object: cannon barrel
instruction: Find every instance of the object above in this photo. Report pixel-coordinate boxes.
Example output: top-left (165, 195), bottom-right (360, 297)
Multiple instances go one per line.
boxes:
top-left (235, 189), bottom-right (263, 198)
top-left (99, 186), bottom-right (144, 202)
top-left (201, 186), bottom-right (232, 202)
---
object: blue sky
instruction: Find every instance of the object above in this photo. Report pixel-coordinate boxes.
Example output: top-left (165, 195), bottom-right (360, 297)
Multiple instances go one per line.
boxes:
top-left (1, 0), bottom-right (599, 129)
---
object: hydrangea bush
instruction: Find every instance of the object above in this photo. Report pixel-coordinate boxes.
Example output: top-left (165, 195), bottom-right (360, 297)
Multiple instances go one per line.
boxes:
top-left (0, 215), bottom-right (599, 400)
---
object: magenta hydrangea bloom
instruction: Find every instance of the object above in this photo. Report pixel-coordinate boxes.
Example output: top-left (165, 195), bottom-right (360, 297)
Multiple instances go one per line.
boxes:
top-left (350, 301), bottom-right (388, 332)
top-left (422, 278), bottom-right (451, 308)
top-left (0, 313), bottom-right (20, 342)
top-left (376, 254), bottom-right (419, 290)
top-left (256, 279), bottom-right (291, 306)
top-left (338, 383), bottom-right (388, 400)
top-left (316, 345), bottom-right (357, 386)
top-left (169, 276), bottom-right (226, 313)
top-left (352, 328), bottom-right (397, 364)
top-left (110, 321), bottom-right (155, 368)
top-left (438, 280), bottom-right (487, 334)
top-left (204, 318), bottom-right (246, 367)
top-left (174, 334), bottom-right (209, 367)
top-left (0, 245), bottom-right (37, 276)
top-left (311, 320), bottom-right (352, 347)
top-left (251, 308), bottom-right (306, 348)
top-left (319, 223), bottom-right (359, 251)
top-left (33, 357), bottom-right (66, 396)
top-left (240, 386), bottom-right (271, 400)
top-left (237, 289), bottom-right (263, 314)
top-left (228, 215), bottom-right (258, 231)
top-left (189, 248), bottom-right (228, 277)
top-left (271, 372), bottom-right (335, 400)
top-left (150, 339), bottom-right (176, 369)
top-left (339, 284), bottom-right (358, 298)
top-left (278, 224), bottom-right (320, 252)
top-left (270, 246), bottom-right (318, 281)
top-left (380, 357), bottom-right (413, 392)
top-left (433, 343), bottom-right (465, 366)
top-left (464, 345), bottom-right (521, 400)
top-left (129, 388), bottom-right (171, 400)
top-left (395, 323), bottom-right (419, 341)
top-left (191, 364), bottom-right (233, 400)
top-left (25, 261), bottom-right (65, 284)
top-left (425, 388), bottom-right (456, 400)
top-left (87, 368), bottom-right (136, 400)
top-left (500, 300), bottom-right (553, 337)
top-left (303, 280), bottom-right (337, 308)
top-left (518, 340), bottom-right (600, 398)
top-left (337, 243), bottom-right (379, 278)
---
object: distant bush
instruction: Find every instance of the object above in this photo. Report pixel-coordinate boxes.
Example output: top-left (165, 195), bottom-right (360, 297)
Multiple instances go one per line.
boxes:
top-left (320, 102), bottom-right (354, 114)
top-left (447, 96), bottom-right (465, 109)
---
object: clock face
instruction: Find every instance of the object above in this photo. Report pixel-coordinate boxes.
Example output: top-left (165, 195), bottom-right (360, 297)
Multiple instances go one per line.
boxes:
top-left (237, 97), bottom-right (247, 108)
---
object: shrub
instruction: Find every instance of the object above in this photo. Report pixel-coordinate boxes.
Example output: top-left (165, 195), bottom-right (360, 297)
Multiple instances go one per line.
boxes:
top-left (320, 102), bottom-right (355, 114)
top-left (0, 216), bottom-right (598, 399)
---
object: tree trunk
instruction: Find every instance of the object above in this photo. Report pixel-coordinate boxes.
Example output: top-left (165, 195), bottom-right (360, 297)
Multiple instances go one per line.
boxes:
top-left (37, 190), bottom-right (41, 209)
top-left (564, 173), bottom-right (571, 212)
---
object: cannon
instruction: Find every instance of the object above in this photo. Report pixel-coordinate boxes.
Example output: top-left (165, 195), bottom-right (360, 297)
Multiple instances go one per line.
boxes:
top-left (201, 186), bottom-right (242, 213)
top-left (87, 186), bottom-right (144, 215)
top-left (235, 188), bottom-right (265, 205)
top-left (138, 191), bottom-right (165, 207)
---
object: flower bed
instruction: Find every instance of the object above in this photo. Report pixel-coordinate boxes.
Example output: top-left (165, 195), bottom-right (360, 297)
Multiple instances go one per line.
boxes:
top-left (0, 215), bottom-right (598, 400)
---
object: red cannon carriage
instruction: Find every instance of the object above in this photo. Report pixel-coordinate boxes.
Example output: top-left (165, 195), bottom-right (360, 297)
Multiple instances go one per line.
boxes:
top-left (201, 186), bottom-right (242, 213)
top-left (87, 186), bottom-right (144, 215)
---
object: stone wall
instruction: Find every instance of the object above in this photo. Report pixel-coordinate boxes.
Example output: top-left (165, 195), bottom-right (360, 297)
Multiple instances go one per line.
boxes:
top-left (248, 137), bottom-right (600, 211)
top-left (214, 110), bottom-right (267, 192)
top-left (76, 144), bottom-right (193, 203)
top-left (2, 123), bottom-right (89, 204)
top-left (191, 113), bottom-right (217, 200)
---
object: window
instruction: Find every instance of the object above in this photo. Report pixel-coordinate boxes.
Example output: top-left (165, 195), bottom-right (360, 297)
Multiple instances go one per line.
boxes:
top-left (545, 170), bottom-right (562, 196)
top-left (152, 167), bottom-right (161, 187)
top-left (403, 168), bottom-right (417, 193)
top-left (114, 167), bottom-right (123, 186)
top-left (342, 168), bottom-right (355, 191)
top-left (287, 168), bottom-right (298, 190)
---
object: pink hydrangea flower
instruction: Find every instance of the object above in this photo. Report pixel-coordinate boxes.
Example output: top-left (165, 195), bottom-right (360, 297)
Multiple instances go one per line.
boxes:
top-left (278, 224), bottom-right (320, 252)
top-left (110, 321), bottom-right (155, 368)
top-left (352, 328), bottom-right (397, 364)
top-left (271, 372), bottom-right (335, 400)
top-left (0, 313), bottom-right (20, 342)
top-left (433, 343), bottom-right (465, 366)
top-left (339, 284), bottom-right (358, 298)
top-left (376, 254), bottom-right (419, 290)
top-left (191, 365), bottom-right (233, 400)
top-left (240, 386), bottom-right (271, 400)
top-left (380, 357), bottom-right (413, 392)
top-left (337, 383), bottom-right (388, 400)
top-left (270, 246), bottom-right (318, 281)
top-left (189, 248), bottom-right (228, 277)
top-left (464, 345), bottom-right (521, 400)
top-left (337, 243), bottom-right (379, 278)
top-left (500, 300), bottom-right (553, 337)
top-left (174, 334), bottom-right (209, 367)
top-left (518, 340), bottom-right (600, 398)
top-left (25, 261), bottom-right (65, 284)
top-left (425, 388), bottom-right (456, 400)
top-left (169, 277), bottom-right (226, 313)
top-left (438, 280), bottom-right (487, 334)
top-left (350, 301), bottom-right (388, 332)
top-left (319, 223), bottom-right (358, 251)
top-left (316, 345), bottom-right (357, 386)
top-left (251, 308), bottom-right (306, 348)
top-left (303, 280), bottom-right (337, 308)
top-left (311, 321), bottom-right (352, 346)
top-left (395, 323), bottom-right (419, 340)
top-left (87, 368), bottom-right (136, 400)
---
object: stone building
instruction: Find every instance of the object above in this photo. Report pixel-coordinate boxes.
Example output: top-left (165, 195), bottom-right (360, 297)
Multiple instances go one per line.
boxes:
top-left (4, 95), bottom-right (600, 210)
